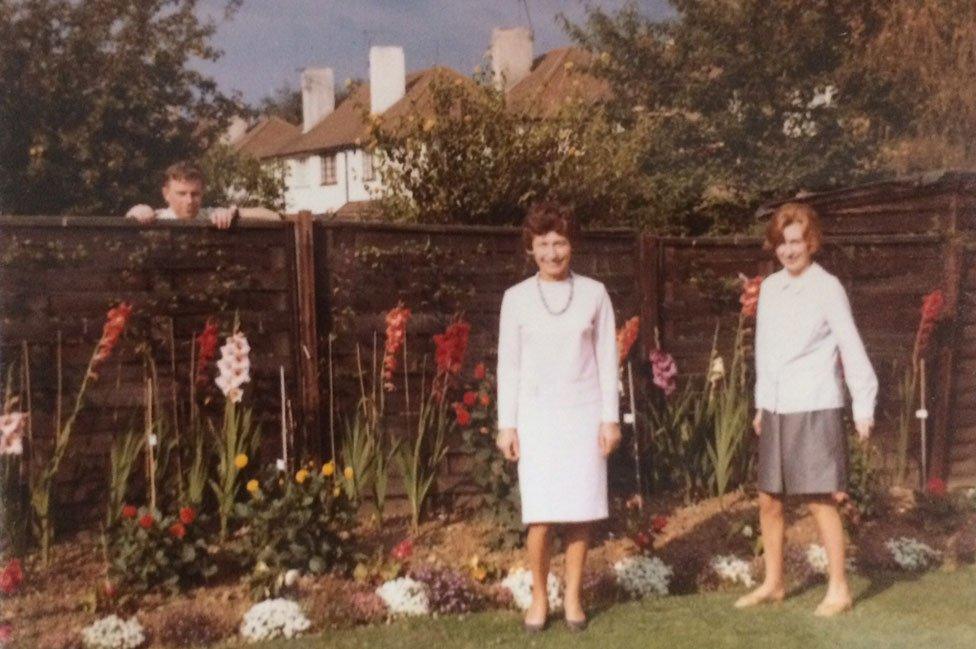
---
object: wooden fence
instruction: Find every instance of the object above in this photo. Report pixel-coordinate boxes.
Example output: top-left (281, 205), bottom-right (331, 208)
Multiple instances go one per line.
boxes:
top-left (4, 172), bottom-right (976, 526)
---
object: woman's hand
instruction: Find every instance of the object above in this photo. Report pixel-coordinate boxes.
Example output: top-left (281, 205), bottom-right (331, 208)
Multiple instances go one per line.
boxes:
top-left (854, 419), bottom-right (873, 442)
top-left (753, 411), bottom-right (762, 435)
top-left (598, 422), bottom-right (622, 457)
top-left (496, 427), bottom-right (520, 461)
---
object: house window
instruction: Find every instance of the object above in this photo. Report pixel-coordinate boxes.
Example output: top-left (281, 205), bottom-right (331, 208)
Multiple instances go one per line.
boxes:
top-left (321, 155), bottom-right (337, 185)
top-left (362, 151), bottom-right (377, 182)
top-left (291, 157), bottom-right (309, 187)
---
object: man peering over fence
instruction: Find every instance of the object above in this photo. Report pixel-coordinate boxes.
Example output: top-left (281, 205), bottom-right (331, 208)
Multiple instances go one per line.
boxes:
top-left (125, 161), bottom-right (239, 229)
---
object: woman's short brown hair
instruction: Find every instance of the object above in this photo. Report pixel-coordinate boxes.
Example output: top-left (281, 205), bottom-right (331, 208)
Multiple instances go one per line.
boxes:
top-left (521, 201), bottom-right (580, 251)
top-left (764, 202), bottom-right (823, 253)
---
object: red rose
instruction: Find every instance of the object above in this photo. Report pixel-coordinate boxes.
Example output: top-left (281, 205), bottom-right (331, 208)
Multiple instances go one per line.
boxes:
top-left (651, 515), bottom-right (668, 533)
top-left (473, 363), bottom-right (486, 380)
top-left (462, 391), bottom-right (477, 407)
top-left (391, 538), bottom-right (413, 561)
top-left (454, 405), bottom-right (472, 427)
top-left (926, 476), bottom-right (947, 496)
top-left (169, 522), bottom-right (186, 540)
top-left (121, 504), bottom-right (138, 519)
top-left (138, 513), bottom-right (154, 529)
top-left (479, 393), bottom-right (490, 407)
top-left (179, 506), bottom-right (196, 525)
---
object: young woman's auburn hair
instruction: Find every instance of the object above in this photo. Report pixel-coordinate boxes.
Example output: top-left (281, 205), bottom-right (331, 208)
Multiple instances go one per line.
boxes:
top-left (764, 202), bottom-right (824, 253)
top-left (521, 201), bottom-right (581, 251)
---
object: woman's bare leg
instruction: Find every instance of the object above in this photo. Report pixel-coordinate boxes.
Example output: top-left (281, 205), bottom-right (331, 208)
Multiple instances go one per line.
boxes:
top-left (526, 523), bottom-right (552, 625)
top-left (735, 491), bottom-right (787, 607)
top-left (808, 498), bottom-right (853, 615)
top-left (562, 522), bottom-right (591, 622)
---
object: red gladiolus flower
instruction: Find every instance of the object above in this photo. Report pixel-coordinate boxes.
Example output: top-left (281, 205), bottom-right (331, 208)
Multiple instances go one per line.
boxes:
top-left (914, 289), bottom-right (946, 363)
top-left (169, 522), bottom-right (186, 540)
top-left (121, 504), bottom-right (138, 519)
top-left (0, 559), bottom-right (23, 595)
top-left (453, 403), bottom-right (472, 426)
top-left (382, 303), bottom-right (412, 392)
top-left (462, 391), bottom-right (478, 407)
top-left (926, 476), bottom-right (947, 496)
top-left (651, 515), bottom-right (668, 533)
top-left (91, 302), bottom-right (133, 374)
top-left (138, 513), bottom-right (154, 529)
top-left (195, 319), bottom-right (220, 386)
top-left (473, 362), bottom-right (486, 380)
top-left (179, 506), bottom-right (196, 525)
top-left (391, 538), bottom-right (413, 561)
top-left (479, 393), bottom-right (490, 407)
top-left (616, 316), bottom-right (640, 363)
top-left (739, 275), bottom-right (762, 318)
top-left (432, 317), bottom-right (471, 401)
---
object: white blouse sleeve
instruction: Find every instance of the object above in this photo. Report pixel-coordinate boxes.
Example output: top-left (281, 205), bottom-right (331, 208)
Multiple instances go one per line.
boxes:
top-left (496, 289), bottom-right (520, 430)
top-left (595, 286), bottom-right (620, 423)
top-left (823, 277), bottom-right (878, 422)
top-left (753, 282), bottom-right (774, 412)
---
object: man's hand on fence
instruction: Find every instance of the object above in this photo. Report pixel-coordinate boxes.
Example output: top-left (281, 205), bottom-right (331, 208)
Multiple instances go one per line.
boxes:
top-left (209, 206), bottom-right (238, 229)
top-left (125, 204), bottom-right (156, 223)
top-left (496, 427), bottom-right (519, 461)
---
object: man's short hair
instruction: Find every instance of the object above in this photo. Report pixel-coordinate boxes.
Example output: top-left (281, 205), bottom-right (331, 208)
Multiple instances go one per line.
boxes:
top-left (162, 161), bottom-right (205, 187)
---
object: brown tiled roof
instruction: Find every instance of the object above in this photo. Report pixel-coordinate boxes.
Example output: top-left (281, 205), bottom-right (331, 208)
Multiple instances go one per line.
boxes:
top-left (272, 66), bottom-right (473, 158)
top-left (333, 199), bottom-right (382, 221)
top-left (506, 47), bottom-right (611, 118)
top-left (232, 116), bottom-right (300, 159)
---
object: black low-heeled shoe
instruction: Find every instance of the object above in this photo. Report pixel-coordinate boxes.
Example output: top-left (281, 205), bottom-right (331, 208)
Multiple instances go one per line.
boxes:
top-left (565, 617), bottom-right (588, 633)
top-left (523, 618), bottom-right (548, 634)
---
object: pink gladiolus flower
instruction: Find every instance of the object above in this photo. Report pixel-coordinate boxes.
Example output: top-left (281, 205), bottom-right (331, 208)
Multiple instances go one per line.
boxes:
top-left (650, 349), bottom-right (678, 396)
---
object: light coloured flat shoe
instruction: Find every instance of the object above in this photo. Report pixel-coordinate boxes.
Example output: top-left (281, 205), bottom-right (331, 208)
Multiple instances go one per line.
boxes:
top-left (734, 589), bottom-right (785, 609)
top-left (814, 598), bottom-right (852, 617)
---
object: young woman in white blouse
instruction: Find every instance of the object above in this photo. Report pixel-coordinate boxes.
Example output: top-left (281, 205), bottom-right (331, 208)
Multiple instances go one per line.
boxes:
top-left (736, 202), bottom-right (877, 616)
top-left (495, 202), bottom-right (621, 633)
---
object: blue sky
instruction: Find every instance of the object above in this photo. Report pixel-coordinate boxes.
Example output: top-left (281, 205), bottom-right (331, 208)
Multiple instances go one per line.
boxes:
top-left (197, 0), bottom-right (673, 103)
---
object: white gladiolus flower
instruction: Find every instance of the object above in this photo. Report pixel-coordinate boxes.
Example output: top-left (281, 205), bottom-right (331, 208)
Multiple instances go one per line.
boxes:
top-left (886, 537), bottom-right (940, 571)
top-left (240, 599), bottom-right (311, 642)
top-left (710, 554), bottom-right (755, 588)
top-left (614, 555), bottom-right (673, 598)
top-left (80, 615), bottom-right (145, 649)
top-left (707, 356), bottom-right (726, 384)
top-left (375, 577), bottom-right (430, 616)
top-left (215, 332), bottom-right (251, 403)
top-left (501, 568), bottom-right (563, 612)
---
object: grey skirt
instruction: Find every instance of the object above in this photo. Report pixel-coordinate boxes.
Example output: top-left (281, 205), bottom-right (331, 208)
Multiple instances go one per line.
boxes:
top-left (757, 408), bottom-right (847, 495)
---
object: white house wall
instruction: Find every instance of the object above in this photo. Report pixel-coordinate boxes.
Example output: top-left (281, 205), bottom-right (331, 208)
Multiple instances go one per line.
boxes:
top-left (282, 150), bottom-right (383, 214)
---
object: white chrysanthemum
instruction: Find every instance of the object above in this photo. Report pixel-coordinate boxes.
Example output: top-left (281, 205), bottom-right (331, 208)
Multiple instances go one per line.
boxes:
top-left (885, 537), bottom-right (940, 571)
top-left (80, 615), bottom-right (145, 649)
top-left (500, 568), bottom-right (563, 612)
top-left (806, 544), bottom-right (829, 575)
top-left (375, 577), bottom-right (430, 616)
top-left (240, 598), bottom-right (311, 642)
top-left (614, 555), bottom-right (673, 598)
top-left (710, 554), bottom-right (755, 588)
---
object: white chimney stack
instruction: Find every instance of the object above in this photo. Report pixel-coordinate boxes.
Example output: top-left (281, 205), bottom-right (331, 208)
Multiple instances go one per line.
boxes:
top-left (369, 46), bottom-right (406, 115)
top-left (490, 27), bottom-right (534, 91)
top-left (301, 67), bottom-right (335, 133)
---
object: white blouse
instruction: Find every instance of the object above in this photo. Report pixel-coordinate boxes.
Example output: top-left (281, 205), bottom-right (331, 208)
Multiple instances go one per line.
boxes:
top-left (754, 262), bottom-right (878, 422)
top-left (496, 273), bottom-right (619, 429)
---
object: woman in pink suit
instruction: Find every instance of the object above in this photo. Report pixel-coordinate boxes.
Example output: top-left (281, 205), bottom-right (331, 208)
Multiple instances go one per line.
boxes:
top-left (495, 202), bottom-right (621, 632)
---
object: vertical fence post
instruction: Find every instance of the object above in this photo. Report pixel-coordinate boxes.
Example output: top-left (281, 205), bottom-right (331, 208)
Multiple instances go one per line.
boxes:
top-left (293, 210), bottom-right (323, 459)
top-left (636, 232), bottom-right (663, 357)
top-left (930, 235), bottom-right (963, 483)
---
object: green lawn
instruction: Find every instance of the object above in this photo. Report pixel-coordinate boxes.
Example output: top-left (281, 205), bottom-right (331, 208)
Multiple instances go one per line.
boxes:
top-left (245, 567), bottom-right (976, 649)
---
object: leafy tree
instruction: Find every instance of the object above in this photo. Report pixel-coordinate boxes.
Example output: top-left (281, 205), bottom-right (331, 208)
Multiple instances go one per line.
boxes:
top-left (367, 75), bottom-right (653, 228)
top-left (0, 0), bottom-right (241, 215)
top-left (564, 2), bottom-right (902, 233)
top-left (200, 144), bottom-right (286, 211)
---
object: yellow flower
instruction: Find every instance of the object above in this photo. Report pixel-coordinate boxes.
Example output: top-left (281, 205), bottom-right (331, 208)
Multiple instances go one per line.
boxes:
top-left (246, 479), bottom-right (259, 494)
top-left (332, 486), bottom-right (341, 497)
top-left (322, 461), bottom-right (335, 477)
top-left (295, 469), bottom-right (309, 484)
top-left (343, 466), bottom-right (354, 481)
top-left (234, 454), bottom-right (248, 469)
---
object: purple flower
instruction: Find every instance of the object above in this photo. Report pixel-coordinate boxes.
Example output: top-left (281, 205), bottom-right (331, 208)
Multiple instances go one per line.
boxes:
top-left (409, 565), bottom-right (484, 615)
top-left (650, 349), bottom-right (678, 396)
